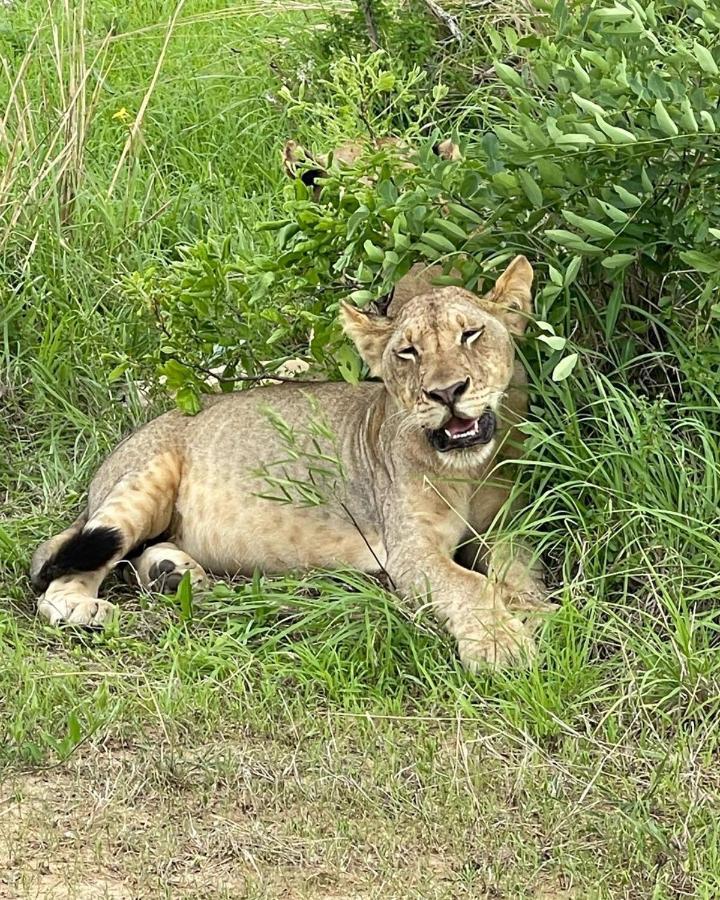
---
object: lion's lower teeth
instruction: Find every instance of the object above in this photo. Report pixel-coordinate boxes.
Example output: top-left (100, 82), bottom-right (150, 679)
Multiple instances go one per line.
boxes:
top-left (446, 421), bottom-right (479, 440)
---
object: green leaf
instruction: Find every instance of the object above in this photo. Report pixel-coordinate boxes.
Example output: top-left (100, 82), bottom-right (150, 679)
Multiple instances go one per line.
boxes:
top-left (414, 242), bottom-right (444, 261)
top-left (376, 71), bottom-right (397, 91)
top-left (382, 250), bottom-right (400, 270)
top-left (348, 290), bottom-right (374, 305)
top-left (591, 4), bottom-right (634, 22)
top-left (613, 185), bottom-right (643, 207)
top-left (393, 233), bottom-right (411, 253)
top-left (445, 203), bottom-right (483, 225)
top-left (107, 362), bottom-right (129, 382)
top-left (495, 62), bottom-right (524, 88)
top-left (555, 133), bottom-right (596, 146)
top-left (594, 116), bottom-right (637, 143)
top-left (67, 712), bottom-right (82, 746)
top-left (431, 274), bottom-right (464, 287)
top-left (562, 211), bottom-right (616, 240)
top-left (176, 386), bottom-right (201, 415)
top-left (419, 232), bottom-right (457, 254)
top-left (346, 206), bottom-right (369, 238)
top-left (693, 41), bottom-right (719, 75)
top-left (545, 230), bottom-right (604, 254)
top-left (277, 223), bottom-right (300, 249)
top-left (602, 253), bottom-right (635, 269)
top-left (335, 345), bottom-right (362, 384)
top-left (575, 122), bottom-right (607, 143)
top-left (613, 19), bottom-right (644, 34)
top-left (176, 571), bottom-right (194, 622)
top-left (679, 250), bottom-right (720, 274)
top-left (679, 98), bottom-right (698, 133)
top-left (597, 200), bottom-right (630, 223)
top-left (535, 159), bottom-right (566, 187)
top-left (571, 56), bottom-right (591, 86)
top-left (546, 118), bottom-right (563, 141)
top-left (540, 284), bottom-right (563, 304)
top-left (363, 240), bottom-right (385, 263)
top-left (700, 110), bottom-right (716, 133)
top-left (653, 99), bottom-right (678, 137)
top-left (494, 125), bottom-right (529, 150)
top-left (538, 334), bottom-right (567, 351)
top-left (564, 256), bottom-right (583, 286)
top-left (518, 170), bottom-right (544, 207)
top-left (434, 219), bottom-right (469, 243)
top-left (552, 353), bottom-right (579, 382)
top-left (625, 0), bottom-right (647, 20)
top-left (571, 92), bottom-right (606, 117)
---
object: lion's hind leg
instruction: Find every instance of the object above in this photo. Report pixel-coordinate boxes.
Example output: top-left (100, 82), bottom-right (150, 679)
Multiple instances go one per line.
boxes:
top-left (33, 452), bottom-right (181, 626)
top-left (126, 541), bottom-right (207, 593)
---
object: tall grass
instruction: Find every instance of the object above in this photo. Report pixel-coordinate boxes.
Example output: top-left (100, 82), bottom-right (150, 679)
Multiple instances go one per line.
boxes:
top-left (2, 3), bottom-right (720, 893)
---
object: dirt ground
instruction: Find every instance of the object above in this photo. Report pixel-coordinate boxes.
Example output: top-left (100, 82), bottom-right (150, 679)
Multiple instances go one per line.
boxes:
top-left (0, 732), bottom-right (579, 900)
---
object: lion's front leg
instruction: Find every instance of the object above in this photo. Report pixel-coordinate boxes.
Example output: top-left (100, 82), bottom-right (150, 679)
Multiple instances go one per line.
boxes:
top-left (384, 524), bottom-right (536, 671)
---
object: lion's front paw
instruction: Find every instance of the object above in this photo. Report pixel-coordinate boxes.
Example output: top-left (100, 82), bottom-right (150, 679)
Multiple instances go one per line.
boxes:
top-left (457, 614), bottom-right (535, 672)
top-left (38, 591), bottom-right (117, 627)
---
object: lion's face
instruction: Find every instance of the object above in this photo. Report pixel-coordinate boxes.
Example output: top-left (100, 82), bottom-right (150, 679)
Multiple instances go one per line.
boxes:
top-left (341, 256), bottom-right (534, 463)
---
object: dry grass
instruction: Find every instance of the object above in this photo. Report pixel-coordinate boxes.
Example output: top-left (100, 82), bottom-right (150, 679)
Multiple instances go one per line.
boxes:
top-left (0, 723), bottom-right (602, 899)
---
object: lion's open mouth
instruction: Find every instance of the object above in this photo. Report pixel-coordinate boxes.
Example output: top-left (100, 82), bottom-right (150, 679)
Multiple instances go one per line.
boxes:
top-left (427, 409), bottom-right (497, 453)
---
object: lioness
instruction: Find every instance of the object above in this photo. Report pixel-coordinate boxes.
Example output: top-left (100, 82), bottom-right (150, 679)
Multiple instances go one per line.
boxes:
top-left (30, 256), bottom-right (549, 669)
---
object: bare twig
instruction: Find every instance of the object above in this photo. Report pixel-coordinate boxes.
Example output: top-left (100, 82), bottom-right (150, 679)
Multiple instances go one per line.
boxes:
top-left (423, 0), bottom-right (462, 41)
top-left (339, 500), bottom-right (396, 590)
top-left (358, 0), bottom-right (380, 50)
top-left (179, 358), bottom-right (320, 386)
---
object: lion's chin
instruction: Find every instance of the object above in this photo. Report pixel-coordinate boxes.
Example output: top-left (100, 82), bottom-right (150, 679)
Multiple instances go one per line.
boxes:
top-left (426, 409), bottom-right (496, 453)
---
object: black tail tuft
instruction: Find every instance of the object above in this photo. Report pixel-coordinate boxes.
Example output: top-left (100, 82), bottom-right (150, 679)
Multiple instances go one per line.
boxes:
top-left (35, 526), bottom-right (123, 591)
top-left (300, 167), bottom-right (326, 188)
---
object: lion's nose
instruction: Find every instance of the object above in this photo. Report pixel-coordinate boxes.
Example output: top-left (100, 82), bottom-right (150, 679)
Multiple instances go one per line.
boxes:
top-left (424, 378), bottom-right (469, 408)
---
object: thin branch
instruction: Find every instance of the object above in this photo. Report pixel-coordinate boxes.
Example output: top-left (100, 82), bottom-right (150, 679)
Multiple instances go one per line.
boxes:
top-left (423, 0), bottom-right (462, 41)
top-left (339, 500), bottom-right (396, 590)
top-left (175, 356), bottom-right (320, 386)
top-left (358, 0), bottom-right (380, 50)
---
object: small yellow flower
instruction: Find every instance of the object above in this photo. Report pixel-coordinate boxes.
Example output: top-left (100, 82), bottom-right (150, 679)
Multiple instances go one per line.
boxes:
top-left (112, 107), bottom-right (130, 122)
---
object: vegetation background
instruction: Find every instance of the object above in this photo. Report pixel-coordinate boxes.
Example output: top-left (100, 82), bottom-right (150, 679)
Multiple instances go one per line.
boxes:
top-left (1, 0), bottom-right (720, 896)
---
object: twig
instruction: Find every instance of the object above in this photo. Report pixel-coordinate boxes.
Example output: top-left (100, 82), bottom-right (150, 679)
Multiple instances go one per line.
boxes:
top-left (423, 0), bottom-right (462, 41)
top-left (167, 353), bottom-right (319, 386)
top-left (358, 0), bottom-right (380, 50)
top-left (339, 500), bottom-right (396, 590)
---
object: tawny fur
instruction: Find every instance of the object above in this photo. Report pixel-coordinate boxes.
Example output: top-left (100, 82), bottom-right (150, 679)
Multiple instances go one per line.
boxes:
top-left (30, 257), bottom-right (552, 669)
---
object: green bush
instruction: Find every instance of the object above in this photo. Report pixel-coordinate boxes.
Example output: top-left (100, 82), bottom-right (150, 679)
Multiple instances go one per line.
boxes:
top-left (123, 1), bottom-right (720, 633)
top-left (135, 0), bottom-right (720, 403)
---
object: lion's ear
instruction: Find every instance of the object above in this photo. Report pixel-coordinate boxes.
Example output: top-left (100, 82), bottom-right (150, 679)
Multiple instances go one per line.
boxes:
top-left (340, 302), bottom-right (393, 376)
top-left (485, 255), bottom-right (534, 335)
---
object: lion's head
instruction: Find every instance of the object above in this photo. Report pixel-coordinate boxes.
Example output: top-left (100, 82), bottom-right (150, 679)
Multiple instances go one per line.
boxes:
top-left (341, 256), bottom-right (534, 463)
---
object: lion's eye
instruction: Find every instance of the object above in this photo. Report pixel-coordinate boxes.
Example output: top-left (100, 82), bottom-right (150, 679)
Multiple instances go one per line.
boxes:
top-left (461, 327), bottom-right (484, 346)
top-left (396, 346), bottom-right (418, 361)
